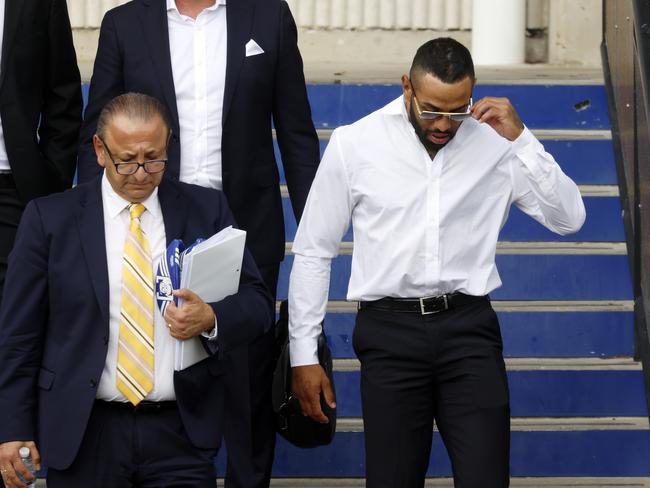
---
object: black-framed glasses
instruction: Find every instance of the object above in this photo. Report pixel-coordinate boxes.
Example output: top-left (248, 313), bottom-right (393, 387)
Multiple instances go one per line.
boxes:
top-left (98, 136), bottom-right (167, 175)
top-left (411, 83), bottom-right (473, 121)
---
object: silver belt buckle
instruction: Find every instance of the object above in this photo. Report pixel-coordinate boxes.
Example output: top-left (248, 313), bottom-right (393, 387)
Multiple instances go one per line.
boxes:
top-left (419, 294), bottom-right (448, 315)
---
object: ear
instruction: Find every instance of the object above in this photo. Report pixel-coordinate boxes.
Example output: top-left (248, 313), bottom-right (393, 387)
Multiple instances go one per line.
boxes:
top-left (401, 74), bottom-right (411, 98)
top-left (93, 134), bottom-right (107, 168)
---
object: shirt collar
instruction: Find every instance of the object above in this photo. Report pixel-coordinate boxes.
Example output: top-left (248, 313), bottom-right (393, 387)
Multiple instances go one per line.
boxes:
top-left (101, 172), bottom-right (161, 221)
top-left (166, 0), bottom-right (226, 13)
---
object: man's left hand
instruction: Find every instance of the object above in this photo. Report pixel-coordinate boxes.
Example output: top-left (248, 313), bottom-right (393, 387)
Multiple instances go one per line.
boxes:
top-left (470, 96), bottom-right (524, 141)
top-left (164, 289), bottom-right (215, 340)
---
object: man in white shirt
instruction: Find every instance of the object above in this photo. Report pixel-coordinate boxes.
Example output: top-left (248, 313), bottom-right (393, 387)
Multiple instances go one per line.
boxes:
top-left (289, 38), bottom-right (586, 487)
top-left (0, 93), bottom-right (273, 487)
top-left (78, 2), bottom-right (320, 485)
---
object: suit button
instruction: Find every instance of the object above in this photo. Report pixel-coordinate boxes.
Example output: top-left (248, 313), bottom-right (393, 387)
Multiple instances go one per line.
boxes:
top-left (90, 379), bottom-right (97, 388)
top-left (103, 336), bottom-right (108, 345)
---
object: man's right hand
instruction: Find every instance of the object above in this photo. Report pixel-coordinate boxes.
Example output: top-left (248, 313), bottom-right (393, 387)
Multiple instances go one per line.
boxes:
top-left (291, 364), bottom-right (336, 423)
top-left (0, 441), bottom-right (40, 488)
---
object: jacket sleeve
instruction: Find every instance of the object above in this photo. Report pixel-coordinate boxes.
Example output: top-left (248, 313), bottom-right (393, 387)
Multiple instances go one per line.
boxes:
top-left (0, 202), bottom-right (49, 443)
top-left (77, 10), bottom-right (125, 183)
top-left (272, 1), bottom-right (320, 222)
top-left (205, 192), bottom-right (274, 356)
top-left (38, 0), bottom-right (83, 189)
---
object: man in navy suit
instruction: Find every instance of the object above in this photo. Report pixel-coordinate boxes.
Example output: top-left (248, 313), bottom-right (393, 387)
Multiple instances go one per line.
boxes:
top-left (77, 2), bottom-right (320, 485)
top-left (0, 93), bottom-right (273, 488)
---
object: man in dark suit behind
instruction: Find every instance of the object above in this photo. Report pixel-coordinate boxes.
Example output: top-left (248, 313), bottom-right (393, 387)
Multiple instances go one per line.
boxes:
top-left (77, 1), bottom-right (320, 485)
top-left (0, 0), bottom-right (82, 303)
top-left (0, 93), bottom-right (273, 487)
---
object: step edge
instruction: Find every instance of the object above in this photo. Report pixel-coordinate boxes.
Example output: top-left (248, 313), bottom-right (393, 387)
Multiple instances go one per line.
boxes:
top-left (280, 300), bottom-right (636, 313)
top-left (334, 416), bottom-right (649, 432)
top-left (332, 357), bottom-right (642, 372)
top-left (285, 242), bottom-right (628, 256)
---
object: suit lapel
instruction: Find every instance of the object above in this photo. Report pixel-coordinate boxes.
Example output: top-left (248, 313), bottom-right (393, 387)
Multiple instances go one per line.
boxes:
top-left (223, 0), bottom-right (255, 124)
top-left (139, 0), bottom-right (180, 131)
top-left (158, 179), bottom-right (188, 245)
top-left (0, 0), bottom-right (26, 91)
top-left (77, 178), bottom-right (111, 325)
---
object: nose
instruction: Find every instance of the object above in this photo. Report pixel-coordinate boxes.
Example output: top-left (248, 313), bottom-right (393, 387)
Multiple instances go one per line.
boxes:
top-left (132, 165), bottom-right (149, 181)
top-left (431, 115), bottom-right (452, 133)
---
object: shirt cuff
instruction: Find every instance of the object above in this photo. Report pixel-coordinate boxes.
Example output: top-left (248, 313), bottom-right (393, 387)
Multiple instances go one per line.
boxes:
top-left (511, 126), bottom-right (541, 153)
top-left (201, 316), bottom-right (218, 341)
top-left (289, 337), bottom-right (319, 367)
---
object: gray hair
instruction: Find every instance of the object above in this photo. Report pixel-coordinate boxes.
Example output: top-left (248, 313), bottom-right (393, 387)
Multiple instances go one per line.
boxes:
top-left (96, 93), bottom-right (171, 139)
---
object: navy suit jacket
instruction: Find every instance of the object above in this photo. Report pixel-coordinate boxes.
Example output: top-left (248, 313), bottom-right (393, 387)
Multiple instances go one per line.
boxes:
top-left (0, 177), bottom-right (274, 470)
top-left (77, 0), bottom-right (320, 267)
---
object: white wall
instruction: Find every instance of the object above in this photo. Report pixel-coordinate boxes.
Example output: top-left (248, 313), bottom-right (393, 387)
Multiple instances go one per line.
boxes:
top-left (68, 0), bottom-right (603, 80)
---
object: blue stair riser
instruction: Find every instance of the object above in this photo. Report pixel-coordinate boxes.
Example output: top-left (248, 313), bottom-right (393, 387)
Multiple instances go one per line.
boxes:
top-left (275, 139), bottom-right (619, 186)
top-left (306, 84), bottom-right (610, 130)
top-left (81, 84), bottom-right (609, 131)
top-left (283, 196), bottom-right (625, 242)
top-left (333, 370), bottom-right (647, 417)
top-left (214, 430), bottom-right (650, 477)
top-left (320, 311), bottom-right (634, 359)
top-left (277, 254), bottom-right (633, 301)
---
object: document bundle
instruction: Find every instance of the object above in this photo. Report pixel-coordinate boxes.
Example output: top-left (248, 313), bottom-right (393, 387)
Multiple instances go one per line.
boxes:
top-left (155, 226), bottom-right (246, 370)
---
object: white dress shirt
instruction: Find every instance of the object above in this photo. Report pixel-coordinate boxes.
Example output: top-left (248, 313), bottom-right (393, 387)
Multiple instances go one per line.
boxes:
top-left (288, 96), bottom-right (586, 366)
top-left (97, 174), bottom-right (175, 401)
top-left (167, 0), bottom-right (227, 190)
top-left (0, 0), bottom-right (10, 171)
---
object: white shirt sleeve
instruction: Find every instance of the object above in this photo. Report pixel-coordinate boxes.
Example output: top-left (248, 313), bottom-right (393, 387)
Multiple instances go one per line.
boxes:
top-left (509, 127), bottom-right (586, 235)
top-left (289, 130), bottom-right (354, 366)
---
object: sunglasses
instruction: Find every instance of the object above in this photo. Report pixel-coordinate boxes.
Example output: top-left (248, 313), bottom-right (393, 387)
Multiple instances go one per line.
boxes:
top-left (410, 80), bottom-right (473, 121)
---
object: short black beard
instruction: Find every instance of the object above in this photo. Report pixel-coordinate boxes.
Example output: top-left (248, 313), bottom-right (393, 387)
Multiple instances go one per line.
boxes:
top-left (408, 101), bottom-right (451, 157)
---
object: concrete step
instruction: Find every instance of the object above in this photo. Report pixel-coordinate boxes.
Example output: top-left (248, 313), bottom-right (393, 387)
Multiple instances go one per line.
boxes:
top-left (332, 369), bottom-right (647, 417)
top-left (277, 255), bottom-right (634, 301)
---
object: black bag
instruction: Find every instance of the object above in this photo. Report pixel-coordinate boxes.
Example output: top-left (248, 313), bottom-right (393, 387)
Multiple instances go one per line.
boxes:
top-left (271, 300), bottom-right (336, 448)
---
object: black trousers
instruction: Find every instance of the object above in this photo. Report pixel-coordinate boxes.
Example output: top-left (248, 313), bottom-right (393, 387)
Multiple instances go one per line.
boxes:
top-left (223, 263), bottom-right (278, 488)
top-left (353, 298), bottom-right (510, 488)
top-left (47, 401), bottom-right (217, 487)
top-left (0, 185), bottom-right (25, 305)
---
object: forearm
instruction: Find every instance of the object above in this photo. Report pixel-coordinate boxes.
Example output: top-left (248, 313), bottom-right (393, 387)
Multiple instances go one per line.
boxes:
top-left (512, 127), bottom-right (586, 235)
top-left (288, 253), bottom-right (332, 367)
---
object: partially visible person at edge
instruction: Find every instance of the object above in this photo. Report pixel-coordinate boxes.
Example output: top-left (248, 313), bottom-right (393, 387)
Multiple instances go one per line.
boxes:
top-left (288, 37), bottom-right (586, 488)
top-left (0, 93), bottom-right (273, 488)
top-left (77, 2), bottom-right (320, 485)
top-left (0, 0), bottom-right (82, 308)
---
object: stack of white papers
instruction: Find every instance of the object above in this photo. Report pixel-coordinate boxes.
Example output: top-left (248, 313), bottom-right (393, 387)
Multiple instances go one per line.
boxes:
top-left (175, 226), bottom-right (246, 370)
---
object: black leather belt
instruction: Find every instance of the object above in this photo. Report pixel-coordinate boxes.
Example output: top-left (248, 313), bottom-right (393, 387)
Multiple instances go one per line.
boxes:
top-left (358, 293), bottom-right (487, 315)
top-left (95, 399), bottom-right (177, 413)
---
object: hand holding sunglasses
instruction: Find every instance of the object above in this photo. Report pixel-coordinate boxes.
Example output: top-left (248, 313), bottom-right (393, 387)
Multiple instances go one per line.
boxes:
top-left (470, 96), bottom-right (525, 141)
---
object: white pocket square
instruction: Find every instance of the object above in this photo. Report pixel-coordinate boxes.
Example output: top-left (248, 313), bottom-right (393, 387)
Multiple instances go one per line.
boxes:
top-left (245, 39), bottom-right (264, 57)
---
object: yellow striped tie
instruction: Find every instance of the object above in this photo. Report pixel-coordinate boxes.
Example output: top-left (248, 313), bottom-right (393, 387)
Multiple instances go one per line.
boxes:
top-left (116, 203), bottom-right (155, 405)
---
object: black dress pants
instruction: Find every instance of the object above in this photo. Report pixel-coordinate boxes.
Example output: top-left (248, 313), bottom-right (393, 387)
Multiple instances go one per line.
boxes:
top-left (0, 184), bottom-right (25, 305)
top-left (353, 298), bottom-right (510, 488)
top-left (47, 401), bottom-right (217, 487)
top-left (223, 263), bottom-right (278, 488)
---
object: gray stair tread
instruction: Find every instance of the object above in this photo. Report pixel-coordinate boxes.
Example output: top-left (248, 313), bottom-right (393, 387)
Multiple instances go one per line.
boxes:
top-left (333, 357), bottom-right (641, 372)
top-left (36, 478), bottom-right (650, 487)
top-left (335, 417), bottom-right (650, 432)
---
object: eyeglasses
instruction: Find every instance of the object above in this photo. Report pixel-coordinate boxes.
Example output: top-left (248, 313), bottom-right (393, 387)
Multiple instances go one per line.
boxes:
top-left (99, 136), bottom-right (167, 175)
top-left (411, 86), bottom-right (473, 121)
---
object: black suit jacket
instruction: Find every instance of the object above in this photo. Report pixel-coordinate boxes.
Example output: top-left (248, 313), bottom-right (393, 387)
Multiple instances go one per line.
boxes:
top-left (1, 0), bottom-right (82, 203)
top-left (0, 177), bottom-right (274, 469)
top-left (77, 0), bottom-right (319, 267)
